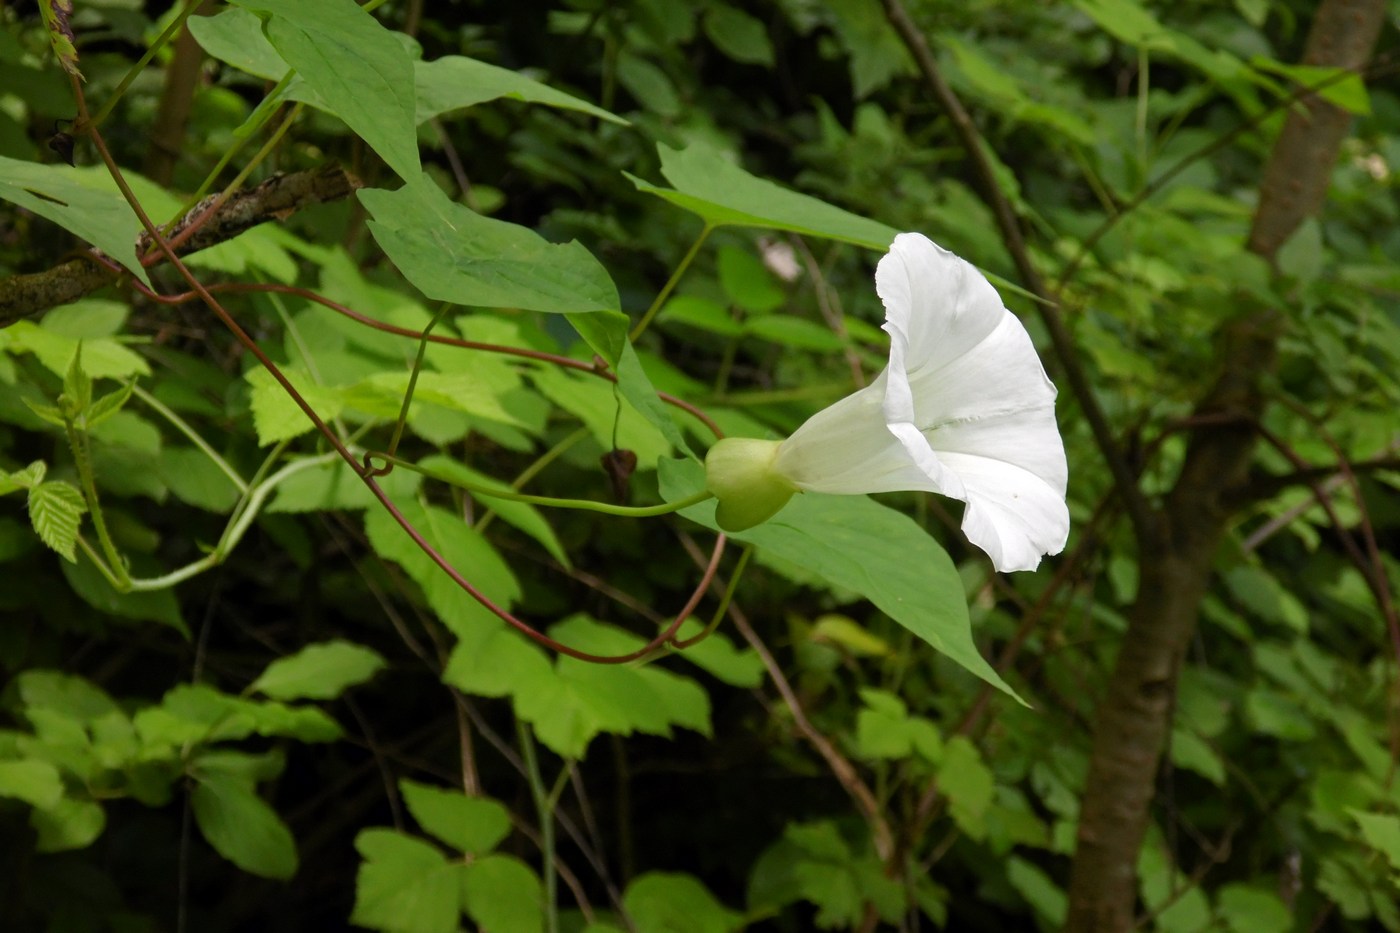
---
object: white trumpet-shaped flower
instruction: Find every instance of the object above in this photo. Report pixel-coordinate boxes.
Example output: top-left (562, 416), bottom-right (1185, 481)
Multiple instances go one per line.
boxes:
top-left (704, 233), bottom-right (1069, 572)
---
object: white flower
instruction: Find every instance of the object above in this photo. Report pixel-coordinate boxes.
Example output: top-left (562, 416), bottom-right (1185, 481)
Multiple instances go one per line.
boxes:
top-left (705, 233), bottom-right (1069, 572)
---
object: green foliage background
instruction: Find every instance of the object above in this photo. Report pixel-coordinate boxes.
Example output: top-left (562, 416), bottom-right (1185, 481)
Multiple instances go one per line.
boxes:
top-left (1, 0), bottom-right (1398, 931)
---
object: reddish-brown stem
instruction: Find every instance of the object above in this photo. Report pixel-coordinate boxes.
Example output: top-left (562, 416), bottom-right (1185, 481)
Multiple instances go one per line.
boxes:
top-left (71, 82), bottom-right (728, 666)
top-left (119, 274), bottom-right (725, 440)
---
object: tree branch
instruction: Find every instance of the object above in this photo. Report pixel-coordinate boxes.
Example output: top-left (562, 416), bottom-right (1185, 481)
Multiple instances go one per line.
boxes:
top-left (1064, 2), bottom-right (1387, 931)
top-left (0, 163), bottom-right (360, 327)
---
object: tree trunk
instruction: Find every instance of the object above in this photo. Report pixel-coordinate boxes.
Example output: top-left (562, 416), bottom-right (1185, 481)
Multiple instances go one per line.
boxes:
top-left (1062, 2), bottom-right (1387, 930)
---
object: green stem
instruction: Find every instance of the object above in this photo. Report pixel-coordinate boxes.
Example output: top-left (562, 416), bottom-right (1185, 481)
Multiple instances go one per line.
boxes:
top-left (89, 0), bottom-right (203, 128)
top-left (173, 72), bottom-right (297, 221)
top-left (517, 718), bottom-right (560, 933)
top-left (629, 224), bottom-right (713, 341)
top-left (379, 453), bottom-right (714, 517)
top-left (75, 535), bottom-right (127, 590)
top-left (132, 385), bottom-right (248, 495)
top-left (475, 427), bottom-right (589, 534)
top-left (66, 419), bottom-right (130, 590)
top-left (673, 544), bottom-right (753, 649)
top-left (124, 452), bottom-right (338, 592)
top-left (388, 303), bottom-right (449, 459)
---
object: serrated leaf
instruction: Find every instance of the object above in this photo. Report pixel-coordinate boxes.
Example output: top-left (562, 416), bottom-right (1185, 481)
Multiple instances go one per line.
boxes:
top-left (3, 319), bottom-right (151, 381)
top-left (20, 397), bottom-right (68, 428)
top-left (623, 872), bottom-right (741, 933)
top-left (228, 0), bottom-right (419, 181)
top-left (31, 796), bottom-right (105, 852)
top-left (0, 759), bottom-right (64, 808)
top-left (462, 855), bottom-right (544, 933)
top-left (626, 143), bottom-right (898, 249)
top-left (1, 460), bottom-right (47, 495)
top-left (27, 480), bottom-right (86, 562)
top-left (85, 380), bottom-right (135, 429)
top-left (359, 173), bottom-right (619, 314)
top-left (244, 366), bottom-right (345, 446)
top-left (63, 342), bottom-right (92, 414)
top-left (191, 772), bottom-right (298, 880)
top-left (415, 55), bottom-right (625, 125)
top-left (352, 829), bottom-right (461, 933)
top-left (659, 458), bottom-right (1014, 697)
top-left (416, 455), bottom-right (570, 567)
top-left (399, 780), bottom-right (512, 855)
top-left (511, 616), bottom-right (712, 758)
top-left (0, 158), bottom-right (149, 284)
top-left (248, 640), bottom-right (386, 700)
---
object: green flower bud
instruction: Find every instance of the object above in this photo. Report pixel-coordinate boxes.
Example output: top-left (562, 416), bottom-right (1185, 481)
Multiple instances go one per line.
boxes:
top-left (703, 438), bottom-right (798, 532)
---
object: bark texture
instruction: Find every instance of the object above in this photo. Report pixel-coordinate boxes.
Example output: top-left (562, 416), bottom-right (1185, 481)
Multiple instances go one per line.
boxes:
top-left (0, 164), bottom-right (359, 328)
top-left (1062, 2), bottom-right (1387, 931)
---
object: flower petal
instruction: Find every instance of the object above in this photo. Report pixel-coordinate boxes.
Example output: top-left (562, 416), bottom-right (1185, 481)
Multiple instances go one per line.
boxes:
top-left (932, 408), bottom-right (1070, 571)
top-left (771, 231), bottom-right (1069, 572)
top-left (773, 372), bottom-right (962, 496)
top-left (876, 233), bottom-right (1005, 379)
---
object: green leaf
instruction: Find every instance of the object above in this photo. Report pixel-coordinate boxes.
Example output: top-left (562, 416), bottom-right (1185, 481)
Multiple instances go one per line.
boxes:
top-left (187, 7), bottom-right (288, 81)
top-left (248, 640), bottom-right (386, 700)
top-left (228, 0), bottom-right (419, 181)
top-left (399, 780), bottom-right (511, 855)
top-left (1217, 884), bottom-right (1293, 933)
top-left (1352, 810), bottom-right (1400, 874)
top-left (18, 670), bottom-right (121, 720)
top-left (244, 366), bottom-right (345, 446)
top-left (529, 364), bottom-right (675, 469)
top-left (626, 143), bottom-right (898, 249)
top-left (84, 380), bottom-right (135, 430)
top-left (659, 458), bottom-right (1014, 696)
top-left (0, 759), bottom-right (64, 808)
top-left (62, 342), bottom-right (92, 414)
top-left (623, 872), bottom-right (741, 933)
top-left (159, 447), bottom-right (243, 513)
top-left (266, 457), bottom-right (421, 513)
top-left (1251, 59), bottom-right (1370, 114)
top-left (1, 319), bottom-right (151, 380)
top-left (1006, 856), bottom-right (1067, 926)
top-left (745, 315), bottom-right (846, 352)
top-left (939, 737), bottom-right (994, 840)
top-left (39, 0), bottom-right (80, 77)
top-left (563, 309), bottom-right (696, 459)
top-left (666, 621), bottom-right (765, 688)
top-left (415, 55), bottom-right (626, 125)
top-left (0, 157), bottom-right (149, 285)
top-left (824, 0), bottom-right (913, 97)
top-left (461, 854), bottom-right (545, 933)
top-left (27, 480), bottom-right (86, 562)
top-left (1, 460), bottom-right (46, 495)
top-left (747, 820), bottom-right (902, 926)
top-left (717, 245), bottom-right (785, 313)
top-left (360, 173), bottom-right (620, 314)
top-left (363, 499), bottom-right (522, 645)
top-left (352, 829), bottom-right (461, 933)
top-left (512, 616), bottom-right (713, 759)
top-left (616, 53), bottom-right (682, 118)
top-left (61, 557), bottom-right (188, 634)
top-left (1170, 728), bottom-right (1225, 786)
top-left (190, 772), bottom-right (298, 880)
top-left (31, 796), bottom-right (105, 852)
top-left (416, 456), bottom-right (570, 566)
top-left (702, 4), bottom-right (774, 66)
